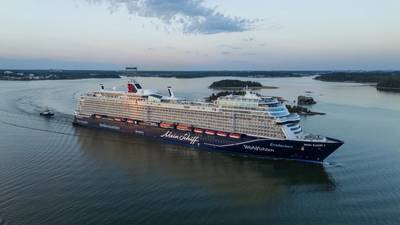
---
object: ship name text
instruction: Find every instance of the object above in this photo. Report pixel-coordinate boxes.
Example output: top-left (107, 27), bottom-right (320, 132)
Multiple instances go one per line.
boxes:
top-left (243, 145), bottom-right (275, 152)
top-left (161, 131), bottom-right (200, 145)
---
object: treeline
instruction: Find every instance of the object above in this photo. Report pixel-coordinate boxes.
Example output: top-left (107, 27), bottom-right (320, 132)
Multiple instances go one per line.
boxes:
top-left (1, 70), bottom-right (322, 80)
top-left (209, 79), bottom-right (262, 89)
top-left (315, 71), bottom-right (400, 91)
top-left (377, 77), bottom-right (400, 90)
top-left (0, 70), bottom-right (120, 80)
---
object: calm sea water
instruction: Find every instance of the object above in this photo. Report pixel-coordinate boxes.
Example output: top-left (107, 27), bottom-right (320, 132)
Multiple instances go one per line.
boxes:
top-left (0, 76), bottom-right (399, 225)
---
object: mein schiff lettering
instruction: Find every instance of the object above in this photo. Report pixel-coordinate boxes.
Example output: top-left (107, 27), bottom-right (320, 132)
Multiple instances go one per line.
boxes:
top-left (161, 131), bottom-right (200, 145)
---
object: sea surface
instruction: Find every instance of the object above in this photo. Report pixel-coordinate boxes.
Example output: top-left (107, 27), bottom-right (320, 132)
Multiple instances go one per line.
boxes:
top-left (0, 76), bottom-right (399, 225)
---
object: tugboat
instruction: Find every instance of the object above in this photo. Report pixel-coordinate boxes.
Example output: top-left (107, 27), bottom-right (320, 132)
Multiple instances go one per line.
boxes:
top-left (40, 109), bottom-right (54, 117)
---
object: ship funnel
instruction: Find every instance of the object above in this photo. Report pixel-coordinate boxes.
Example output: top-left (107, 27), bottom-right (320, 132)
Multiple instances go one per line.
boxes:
top-left (167, 86), bottom-right (176, 98)
top-left (128, 81), bottom-right (137, 93)
top-left (128, 80), bottom-right (144, 93)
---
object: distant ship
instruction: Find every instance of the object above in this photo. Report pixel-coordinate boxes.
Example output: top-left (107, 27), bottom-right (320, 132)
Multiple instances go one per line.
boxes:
top-left (73, 80), bottom-right (343, 163)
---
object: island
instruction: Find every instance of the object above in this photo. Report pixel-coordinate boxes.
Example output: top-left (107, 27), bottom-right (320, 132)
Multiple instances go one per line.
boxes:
top-left (209, 79), bottom-right (278, 90)
top-left (315, 71), bottom-right (400, 92)
top-left (297, 96), bottom-right (316, 105)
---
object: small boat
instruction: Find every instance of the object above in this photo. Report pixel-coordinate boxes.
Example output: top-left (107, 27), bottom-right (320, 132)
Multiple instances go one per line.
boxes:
top-left (205, 130), bottom-right (216, 135)
top-left (160, 122), bottom-right (174, 129)
top-left (216, 131), bottom-right (227, 137)
top-left (194, 128), bottom-right (203, 134)
top-left (229, 133), bottom-right (241, 139)
top-left (126, 119), bottom-right (134, 124)
top-left (40, 110), bottom-right (54, 117)
top-left (177, 124), bottom-right (192, 131)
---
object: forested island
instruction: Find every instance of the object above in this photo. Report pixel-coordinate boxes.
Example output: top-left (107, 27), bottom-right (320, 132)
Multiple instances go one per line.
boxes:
top-left (315, 71), bottom-right (400, 92)
top-left (209, 79), bottom-right (278, 90)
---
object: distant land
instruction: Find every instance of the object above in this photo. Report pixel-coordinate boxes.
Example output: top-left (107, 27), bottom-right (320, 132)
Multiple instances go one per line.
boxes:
top-left (0, 70), bottom-right (120, 80)
top-left (1, 69), bottom-right (400, 92)
top-left (125, 71), bottom-right (313, 78)
top-left (0, 70), bottom-right (318, 81)
top-left (315, 71), bottom-right (400, 92)
top-left (209, 79), bottom-right (278, 90)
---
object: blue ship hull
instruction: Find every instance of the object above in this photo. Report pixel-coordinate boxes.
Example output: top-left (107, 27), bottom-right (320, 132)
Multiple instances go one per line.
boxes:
top-left (73, 117), bottom-right (343, 163)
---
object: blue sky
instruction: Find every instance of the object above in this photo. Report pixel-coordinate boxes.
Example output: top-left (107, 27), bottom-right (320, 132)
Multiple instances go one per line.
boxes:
top-left (0, 0), bottom-right (399, 70)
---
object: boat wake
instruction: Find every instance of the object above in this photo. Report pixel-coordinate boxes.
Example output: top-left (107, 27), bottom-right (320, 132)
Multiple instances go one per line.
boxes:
top-left (323, 161), bottom-right (344, 168)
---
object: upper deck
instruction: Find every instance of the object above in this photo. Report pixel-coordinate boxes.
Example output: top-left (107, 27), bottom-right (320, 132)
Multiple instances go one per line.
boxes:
top-left (83, 90), bottom-right (288, 117)
top-left (77, 81), bottom-right (310, 140)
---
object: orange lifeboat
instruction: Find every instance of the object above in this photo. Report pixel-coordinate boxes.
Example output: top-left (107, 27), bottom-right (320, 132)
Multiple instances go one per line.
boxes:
top-left (114, 118), bottom-right (121, 122)
top-left (95, 115), bottom-right (102, 119)
top-left (229, 133), bottom-right (241, 139)
top-left (160, 122), bottom-right (174, 129)
top-left (194, 128), bottom-right (204, 134)
top-left (216, 131), bottom-right (227, 137)
top-left (177, 124), bottom-right (192, 131)
top-left (127, 119), bottom-right (134, 124)
top-left (205, 130), bottom-right (216, 135)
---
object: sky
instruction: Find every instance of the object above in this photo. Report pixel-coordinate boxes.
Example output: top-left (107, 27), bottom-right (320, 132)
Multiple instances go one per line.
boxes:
top-left (0, 0), bottom-right (399, 70)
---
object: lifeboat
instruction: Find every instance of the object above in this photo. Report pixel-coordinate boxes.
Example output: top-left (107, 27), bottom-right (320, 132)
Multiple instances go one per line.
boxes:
top-left (177, 124), bottom-right (192, 131)
top-left (95, 115), bottom-right (102, 119)
top-left (126, 119), bottom-right (134, 124)
top-left (194, 128), bottom-right (204, 134)
top-left (114, 118), bottom-right (121, 122)
top-left (229, 133), bottom-right (241, 139)
top-left (160, 122), bottom-right (174, 129)
top-left (205, 130), bottom-right (216, 135)
top-left (216, 131), bottom-right (227, 137)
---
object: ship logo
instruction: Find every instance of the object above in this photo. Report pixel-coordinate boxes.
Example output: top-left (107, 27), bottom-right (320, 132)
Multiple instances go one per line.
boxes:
top-left (161, 131), bottom-right (200, 145)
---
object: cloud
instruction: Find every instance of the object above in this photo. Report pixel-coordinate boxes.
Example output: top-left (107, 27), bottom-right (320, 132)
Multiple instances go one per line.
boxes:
top-left (88, 0), bottom-right (254, 34)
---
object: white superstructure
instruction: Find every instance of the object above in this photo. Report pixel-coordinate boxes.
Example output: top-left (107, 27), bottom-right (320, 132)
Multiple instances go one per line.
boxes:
top-left (76, 81), bottom-right (304, 140)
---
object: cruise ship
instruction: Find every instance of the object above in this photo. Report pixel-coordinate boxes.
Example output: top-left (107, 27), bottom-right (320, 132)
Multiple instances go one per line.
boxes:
top-left (73, 80), bottom-right (343, 163)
